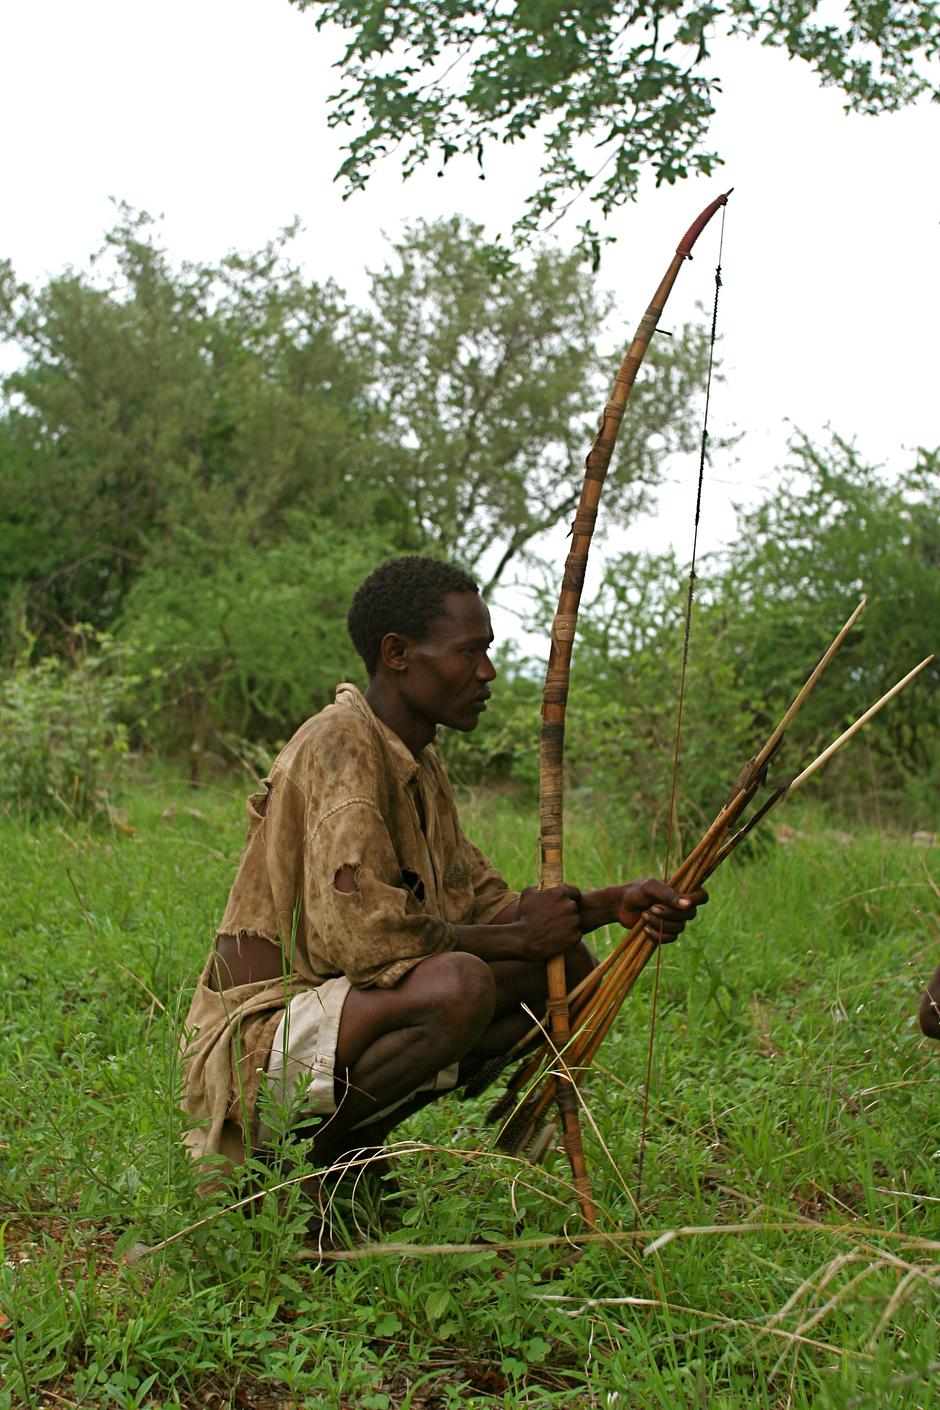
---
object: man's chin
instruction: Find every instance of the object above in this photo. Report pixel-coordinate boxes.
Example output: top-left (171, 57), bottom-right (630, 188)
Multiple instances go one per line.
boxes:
top-left (448, 711), bottom-right (484, 733)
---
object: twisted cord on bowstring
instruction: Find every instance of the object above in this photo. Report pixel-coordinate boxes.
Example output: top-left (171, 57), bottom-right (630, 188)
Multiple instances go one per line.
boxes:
top-left (634, 203), bottom-right (728, 1224)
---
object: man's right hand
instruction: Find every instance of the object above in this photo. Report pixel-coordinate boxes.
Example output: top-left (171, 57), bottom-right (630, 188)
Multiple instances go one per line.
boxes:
top-left (515, 884), bottom-right (583, 963)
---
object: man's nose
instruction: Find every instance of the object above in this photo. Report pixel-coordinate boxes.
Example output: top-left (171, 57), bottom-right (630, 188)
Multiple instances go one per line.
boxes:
top-left (479, 653), bottom-right (497, 681)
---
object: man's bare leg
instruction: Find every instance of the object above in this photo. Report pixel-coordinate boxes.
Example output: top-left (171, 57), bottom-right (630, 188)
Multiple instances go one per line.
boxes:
top-left (310, 942), bottom-right (594, 1167)
top-left (461, 942), bottom-right (596, 1066)
top-left (311, 950), bottom-right (496, 1166)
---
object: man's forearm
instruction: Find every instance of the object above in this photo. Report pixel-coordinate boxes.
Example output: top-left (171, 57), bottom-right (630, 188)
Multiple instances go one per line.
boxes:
top-left (489, 889), bottom-right (619, 937)
top-left (577, 886), bottom-right (622, 934)
top-left (452, 920), bottom-right (535, 965)
top-left (453, 885), bottom-right (585, 965)
top-left (453, 880), bottom-right (704, 970)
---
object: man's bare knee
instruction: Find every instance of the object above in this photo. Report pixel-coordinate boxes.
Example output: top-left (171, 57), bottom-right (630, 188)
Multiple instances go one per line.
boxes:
top-left (411, 952), bottom-right (496, 1043)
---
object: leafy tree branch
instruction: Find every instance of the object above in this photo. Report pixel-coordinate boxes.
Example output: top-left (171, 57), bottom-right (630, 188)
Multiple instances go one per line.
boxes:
top-left (300, 0), bottom-right (940, 240)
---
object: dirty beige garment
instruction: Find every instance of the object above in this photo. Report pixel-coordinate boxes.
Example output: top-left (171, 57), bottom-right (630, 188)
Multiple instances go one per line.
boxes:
top-left (181, 683), bottom-right (518, 1171)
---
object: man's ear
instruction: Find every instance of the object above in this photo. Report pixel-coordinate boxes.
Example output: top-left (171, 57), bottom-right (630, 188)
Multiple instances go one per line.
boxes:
top-left (379, 631), bottom-right (411, 674)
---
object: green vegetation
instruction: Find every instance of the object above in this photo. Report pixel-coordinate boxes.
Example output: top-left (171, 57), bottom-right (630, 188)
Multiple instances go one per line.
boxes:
top-left (443, 435), bottom-right (940, 831)
top-left (2, 214), bottom-right (936, 821)
top-left (1, 205), bottom-right (937, 1405)
top-left (0, 628), bottom-right (134, 822)
top-left (1, 772), bottom-right (937, 1407)
top-left (303, 0), bottom-right (940, 241)
top-left (0, 211), bottom-right (710, 755)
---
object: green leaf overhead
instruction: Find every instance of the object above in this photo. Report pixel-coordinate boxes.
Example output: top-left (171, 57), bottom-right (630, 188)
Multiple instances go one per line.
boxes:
top-left (301, 0), bottom-right (940, 235)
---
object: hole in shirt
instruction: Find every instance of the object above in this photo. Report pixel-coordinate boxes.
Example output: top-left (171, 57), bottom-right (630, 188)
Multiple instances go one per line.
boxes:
top-left (333, 864), bottom-right (360, 895)
top-left (401, 868), bottom-right (426, 903)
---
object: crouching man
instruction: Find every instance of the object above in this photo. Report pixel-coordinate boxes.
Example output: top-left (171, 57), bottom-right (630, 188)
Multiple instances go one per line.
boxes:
top-left (180, 557), bottom-right (707, 1181)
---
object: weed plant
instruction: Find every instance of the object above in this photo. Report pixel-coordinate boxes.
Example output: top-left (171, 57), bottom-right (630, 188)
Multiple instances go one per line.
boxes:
top-left (0, 765), bottom-right (937, 1407)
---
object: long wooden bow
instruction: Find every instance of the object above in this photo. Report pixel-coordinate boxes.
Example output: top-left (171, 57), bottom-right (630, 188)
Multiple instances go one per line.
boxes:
top-left (539, 190), bottom-right (732, 1230)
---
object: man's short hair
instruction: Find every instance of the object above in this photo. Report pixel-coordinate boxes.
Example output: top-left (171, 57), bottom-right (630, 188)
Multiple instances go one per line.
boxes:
top-left (348, 557), bottom-right (479, 676)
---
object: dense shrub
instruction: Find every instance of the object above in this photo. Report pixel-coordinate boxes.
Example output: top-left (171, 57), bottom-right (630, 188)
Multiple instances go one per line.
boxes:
top-left (118, 519), bottom-right (391, 759)
top-left (0, 629), bottom-right (134, 819)
top-left (445, 443), bottom-right (940, 834)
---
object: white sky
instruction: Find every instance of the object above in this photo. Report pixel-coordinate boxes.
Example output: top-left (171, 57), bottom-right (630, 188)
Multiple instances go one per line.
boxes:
top-left (3, 0), bottom-right (938, 640)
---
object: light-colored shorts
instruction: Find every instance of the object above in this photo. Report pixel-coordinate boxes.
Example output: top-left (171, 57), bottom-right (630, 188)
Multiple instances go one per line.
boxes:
top-left (256, 977), bottom-right (460, 1146)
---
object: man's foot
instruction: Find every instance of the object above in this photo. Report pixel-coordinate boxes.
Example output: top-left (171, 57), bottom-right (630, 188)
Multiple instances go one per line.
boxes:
top-left (321, 1146), bottom-right (404, 1233)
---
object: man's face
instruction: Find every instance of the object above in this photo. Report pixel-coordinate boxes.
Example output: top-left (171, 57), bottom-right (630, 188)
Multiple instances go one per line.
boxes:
top-left (400, 591), bottom-right (496, 734)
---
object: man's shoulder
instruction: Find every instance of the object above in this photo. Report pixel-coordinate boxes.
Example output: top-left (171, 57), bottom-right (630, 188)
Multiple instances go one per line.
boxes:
top-left (294, 690), bottom-right (371, 741)
top-left (276, 688), bottom-right (376, 776)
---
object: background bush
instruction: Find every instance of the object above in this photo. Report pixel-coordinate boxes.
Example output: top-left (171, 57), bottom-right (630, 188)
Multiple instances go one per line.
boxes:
top-left (1, 214), bottom-right (936, 829)
top-left (0, 628), bottom-right (134, 820)
top-left (118, 517), bottom-right (390, 764)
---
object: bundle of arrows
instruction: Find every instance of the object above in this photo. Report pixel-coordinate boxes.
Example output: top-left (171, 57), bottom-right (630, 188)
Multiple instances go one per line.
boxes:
top-left (464, 189), bottom-right (935, 1230)
top-left (471, 602), bottom-right (932, 1181)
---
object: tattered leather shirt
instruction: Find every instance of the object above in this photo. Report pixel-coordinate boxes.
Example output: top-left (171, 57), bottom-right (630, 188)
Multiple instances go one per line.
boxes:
top-left (181, 683), bottom-right (518, 1167)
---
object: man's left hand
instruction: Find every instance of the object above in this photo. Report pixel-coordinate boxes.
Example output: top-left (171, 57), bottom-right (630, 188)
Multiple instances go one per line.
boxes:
top-left (615, 879), bottom-right (708, 944)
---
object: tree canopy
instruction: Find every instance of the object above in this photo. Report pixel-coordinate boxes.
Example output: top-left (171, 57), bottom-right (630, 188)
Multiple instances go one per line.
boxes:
top-left (0, 210), bottom-right (374, 639)
top-left (302, 0), bottom-right (940, 238)
top-left (0, 212), bottom-right (710, 746)
top-left (363, 216), bottom-right (713, 589)
top-left (3, 215), bottom-right (934, 824)
top-left (501, 436), bottom-right (940, 828)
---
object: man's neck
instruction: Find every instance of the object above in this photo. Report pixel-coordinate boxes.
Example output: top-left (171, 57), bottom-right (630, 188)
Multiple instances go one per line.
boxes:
top-left (364, 678), bottom-right (433, 757)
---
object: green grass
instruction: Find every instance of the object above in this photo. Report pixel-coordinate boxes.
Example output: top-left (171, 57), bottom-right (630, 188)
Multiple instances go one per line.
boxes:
top-left (1, 764), bottom-right (938, 1408)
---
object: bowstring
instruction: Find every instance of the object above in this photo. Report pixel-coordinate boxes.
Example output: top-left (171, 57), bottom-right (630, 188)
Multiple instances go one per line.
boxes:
top-left (634, 203), bottom-right (728, 1223)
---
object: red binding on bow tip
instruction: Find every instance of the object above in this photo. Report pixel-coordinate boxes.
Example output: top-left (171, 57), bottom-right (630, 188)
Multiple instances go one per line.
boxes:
top-left (677, 188), bottom-right (733, 260)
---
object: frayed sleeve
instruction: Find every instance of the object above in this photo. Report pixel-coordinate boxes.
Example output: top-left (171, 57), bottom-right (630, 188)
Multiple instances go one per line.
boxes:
top-left (216, 773), bottom-right (305, 949)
